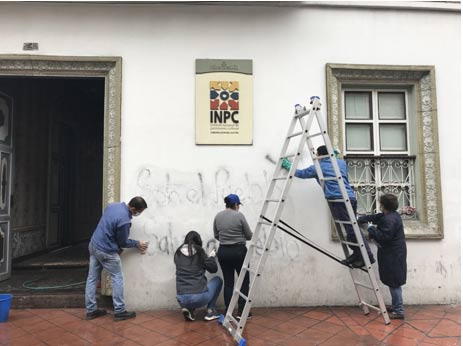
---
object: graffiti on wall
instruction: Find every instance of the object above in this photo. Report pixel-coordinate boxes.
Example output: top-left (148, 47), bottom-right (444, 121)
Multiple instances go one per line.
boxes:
top-left (133, 165), bottom-right (302, 260)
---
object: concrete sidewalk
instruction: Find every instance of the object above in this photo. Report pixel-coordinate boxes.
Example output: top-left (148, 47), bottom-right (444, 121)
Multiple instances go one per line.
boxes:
top-left (0, 305), bottom-right (460, 346)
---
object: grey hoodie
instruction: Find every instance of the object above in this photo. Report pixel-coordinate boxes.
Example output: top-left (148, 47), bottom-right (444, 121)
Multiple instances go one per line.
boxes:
top-left (174, 244), bottom-right (218, 295)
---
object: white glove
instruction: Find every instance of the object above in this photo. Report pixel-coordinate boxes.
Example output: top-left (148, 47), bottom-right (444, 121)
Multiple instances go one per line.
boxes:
top-left (209, 249), bottom-right (216, 257)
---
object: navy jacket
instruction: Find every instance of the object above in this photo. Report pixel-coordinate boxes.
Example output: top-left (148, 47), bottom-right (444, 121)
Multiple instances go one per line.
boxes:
top-left (359, 211), bottom-right (407, 287)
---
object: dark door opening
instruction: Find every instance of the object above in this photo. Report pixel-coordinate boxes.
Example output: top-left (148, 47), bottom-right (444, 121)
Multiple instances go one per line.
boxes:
top-left (0, 76), bottom-right (104, 303)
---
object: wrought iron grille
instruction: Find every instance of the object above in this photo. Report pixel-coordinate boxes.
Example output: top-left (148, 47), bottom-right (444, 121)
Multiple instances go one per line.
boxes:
top-left (345, 156), bottom-right (417, 219)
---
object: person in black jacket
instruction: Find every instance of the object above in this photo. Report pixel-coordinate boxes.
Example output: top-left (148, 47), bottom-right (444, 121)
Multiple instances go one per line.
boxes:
top-left (174, 231), bottom-right (223, 321)
top-left (358, 194), bottom-right (407, 319)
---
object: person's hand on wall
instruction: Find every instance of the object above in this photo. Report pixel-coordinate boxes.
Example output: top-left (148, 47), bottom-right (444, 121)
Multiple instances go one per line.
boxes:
top-left (138, 241), bottom-right (149, 254)
top-left (209, 249), bottom-right (216, 257)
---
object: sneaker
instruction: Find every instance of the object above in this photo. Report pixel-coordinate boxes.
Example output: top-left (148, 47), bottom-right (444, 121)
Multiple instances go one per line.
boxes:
top-left (390, 311), bottom-right (405, 319)
top-left (236, 312), bottom-right (252, 320)
top-left (204, 309), bottom-right (220, 321)
top-left (86, 309), bottom-right (107, 320)
top-left (182, 308), bottom-right (195, 321)
top-left (114, 311), bottom-right (136, 321)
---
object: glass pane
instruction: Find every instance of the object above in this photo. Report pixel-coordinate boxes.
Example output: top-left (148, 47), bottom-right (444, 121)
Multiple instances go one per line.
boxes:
top-left (345, 92), bottom-right (372, 119)
top-left (378, 92), bottom-right (405, 119)
top-left (346, 124), bottom-right (372, 151)
top-left (380, 124), bottom-right (407, 151)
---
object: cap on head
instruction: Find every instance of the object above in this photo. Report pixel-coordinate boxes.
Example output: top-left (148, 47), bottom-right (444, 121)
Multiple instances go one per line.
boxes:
top-left (225, 193), bottom-right (242, 205)
top-left (317, 145), bottom-right (328, 156)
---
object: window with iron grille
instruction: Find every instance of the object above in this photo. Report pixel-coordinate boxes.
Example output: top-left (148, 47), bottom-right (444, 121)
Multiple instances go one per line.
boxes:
top-left (343, 89), bottom-right (417, 219)
top-left (326, 64), bottom-right (443, 238)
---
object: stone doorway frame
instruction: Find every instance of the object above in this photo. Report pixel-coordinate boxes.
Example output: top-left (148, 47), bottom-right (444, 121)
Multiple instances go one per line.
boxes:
top-left (0, 55), bottom-right (122, 211)
top-left (0, 55), bottom-right (122, 294)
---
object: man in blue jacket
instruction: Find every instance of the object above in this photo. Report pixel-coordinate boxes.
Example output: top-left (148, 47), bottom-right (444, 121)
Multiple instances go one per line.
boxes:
top-left (85, 196), bottom-right (149, 321)
top-left (283, 146), bottom-right (374, 268)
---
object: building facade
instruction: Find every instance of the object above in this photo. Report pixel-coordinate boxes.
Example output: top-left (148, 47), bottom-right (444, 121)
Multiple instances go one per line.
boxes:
top-left (0, 1), bottom-right (460, 309)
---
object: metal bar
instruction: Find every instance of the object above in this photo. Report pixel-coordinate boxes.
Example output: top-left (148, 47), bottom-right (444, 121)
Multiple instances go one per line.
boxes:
top-left (281, 153), bottom-right (297, 159)
top-left (353, 281), bottom-right (374, 290)
top-left (360, 301), bottom-right (382, 312)
top-left (340, 240), bottom-right (360, 247)
top-left (334, 220), bottom-right (354, 224)
top-left (288, 131), bottom-right (303, 138)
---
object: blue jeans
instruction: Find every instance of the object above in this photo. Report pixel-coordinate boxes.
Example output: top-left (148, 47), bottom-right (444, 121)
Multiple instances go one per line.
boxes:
top-left (176, 276), bottom-right (223, 310)
top-left (390, 286), bottom-right (404, 314)
top-left (85, 243), bottom-right (125, 314)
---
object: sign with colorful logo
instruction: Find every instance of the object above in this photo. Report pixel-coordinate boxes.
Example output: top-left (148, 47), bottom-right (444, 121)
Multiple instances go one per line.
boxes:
top-left (196, 59), bottom-right (253, 144)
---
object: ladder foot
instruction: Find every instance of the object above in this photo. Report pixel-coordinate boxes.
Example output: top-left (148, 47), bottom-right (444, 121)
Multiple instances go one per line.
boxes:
top-left (239, 338), bottom-right (247, 346)
top-left (218, 314), bottom-right (224, 325)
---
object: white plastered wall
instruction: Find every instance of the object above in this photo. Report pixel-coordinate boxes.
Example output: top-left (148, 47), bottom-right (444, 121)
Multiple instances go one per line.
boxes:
top-left (0, 3), bottom-right (460, 309)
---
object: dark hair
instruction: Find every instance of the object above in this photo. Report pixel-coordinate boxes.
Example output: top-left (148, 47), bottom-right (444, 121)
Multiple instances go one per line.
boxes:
top-left (317, 145), bottom-right (328, 156)
top-left (175, 231), bottom-right (206, 258)
top-left (128, 196), bottom-right (148, 210)
top-left (380, 194), bottom-right (399, 212)
top-left (224, 196), bottom-right (238, 209)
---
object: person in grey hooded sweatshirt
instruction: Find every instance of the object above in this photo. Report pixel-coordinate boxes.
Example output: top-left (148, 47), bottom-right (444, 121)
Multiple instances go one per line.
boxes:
top-left (174, 231), bottom-right (223, 321)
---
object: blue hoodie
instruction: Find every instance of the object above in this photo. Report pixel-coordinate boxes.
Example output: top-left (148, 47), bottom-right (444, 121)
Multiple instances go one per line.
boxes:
top-left (295, 158), bottom-right (356, 200)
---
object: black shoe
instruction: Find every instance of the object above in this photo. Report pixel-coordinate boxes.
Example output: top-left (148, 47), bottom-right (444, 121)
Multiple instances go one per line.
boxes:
top-left (386, 306), bottom-right (394, 313)
top-left (114, 311), bottom-right (136, 321)
top-left (351, 259), bottom-right (366, 268)
top-left (390, 311), bottom-right (405, 319)
top-left (182, 308), bottom-right (195, 321)
top-left (341, 253), bottom-right (359, 265)
top-left (86, 309), bottom-right (107, 320)
top-left (236, 312), bottom-right (252, 320)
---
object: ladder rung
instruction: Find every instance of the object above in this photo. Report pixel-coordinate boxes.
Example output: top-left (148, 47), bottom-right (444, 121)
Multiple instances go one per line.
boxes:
top-left (341, 240), bottom-right (360, 247)
top-left (287, 131), bottom-right (303, 138)
top-left (225, 313), bottom-right (240, 327)
top-left (235, 290), bottom-right (249, 301)
top-left (321, 177), bottom-right (339, 181)
top-left (244, 267), bottom-right (259, 276)
top-left (307, 132), bottom-right (323, 139)
top-left (360, 301), bottom-right (382, 312)
top-left (316, 154), bottom-right (331, 159)
top-left (281, 153), bottom-right (296, 159)
top-left (258, 220), bottom-right (272, 226)
top-left (328, 199), bottom-right (347, 203)
top-left (272, 177), bottom-right (288, 181)
top-left (293, 110), bottom-right (310, 118)
top-left (334, 220), bottom-right (354, 225)
top-left (265, 199), bottom-right (281, 203)
top-left (353, 281), bottom-right (375, 290)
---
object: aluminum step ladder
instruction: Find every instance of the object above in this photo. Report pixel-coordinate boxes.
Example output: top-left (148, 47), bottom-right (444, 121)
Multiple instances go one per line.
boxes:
top-left (218, 96), bottom-right (390, 346)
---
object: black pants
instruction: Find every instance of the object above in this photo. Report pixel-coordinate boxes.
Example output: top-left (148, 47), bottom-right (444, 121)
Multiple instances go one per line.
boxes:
top-left (217, 244), bottom-right (250, 313)
top-left (329, 199), bottom-right (374, 260)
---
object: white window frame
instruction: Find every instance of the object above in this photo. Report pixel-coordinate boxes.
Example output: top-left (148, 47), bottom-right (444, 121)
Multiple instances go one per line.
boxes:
top-left (343, 88), bottom-right (410, 156)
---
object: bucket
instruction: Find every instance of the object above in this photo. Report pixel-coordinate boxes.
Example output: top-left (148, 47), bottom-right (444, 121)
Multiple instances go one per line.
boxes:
top-left (0, 294), bottom-right (12, 322)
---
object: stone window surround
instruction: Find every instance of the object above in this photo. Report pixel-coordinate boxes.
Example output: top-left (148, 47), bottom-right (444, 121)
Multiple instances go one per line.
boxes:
top-left (326, 63), bottom-right (443, 239)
